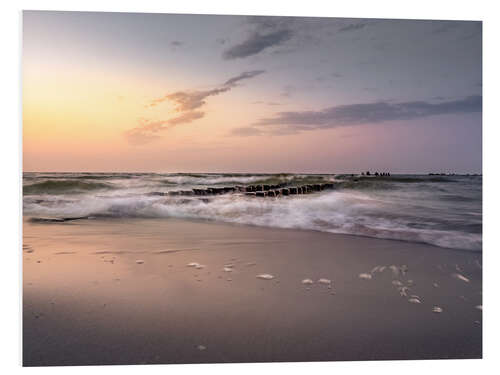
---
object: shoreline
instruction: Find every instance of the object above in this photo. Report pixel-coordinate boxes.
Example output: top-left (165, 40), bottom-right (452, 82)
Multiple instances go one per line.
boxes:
top-left (25, 214), bottom-right (482, 254)
top-left (23, 217), bottom-right (482, 366)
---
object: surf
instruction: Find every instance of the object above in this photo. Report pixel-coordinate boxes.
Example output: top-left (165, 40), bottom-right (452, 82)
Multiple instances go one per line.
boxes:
top-left (22, 172), bottom-right (482, 251)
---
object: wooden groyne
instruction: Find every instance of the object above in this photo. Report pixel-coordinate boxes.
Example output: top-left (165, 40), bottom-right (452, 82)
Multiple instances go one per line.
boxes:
top-left (150, 182), bottom-right (335, 198)
top-left (242, 182), bottom-right (334, 197)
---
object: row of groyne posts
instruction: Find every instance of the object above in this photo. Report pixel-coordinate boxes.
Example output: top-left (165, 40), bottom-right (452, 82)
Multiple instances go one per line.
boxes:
top-left (152, 182), bottom-right (336, 198)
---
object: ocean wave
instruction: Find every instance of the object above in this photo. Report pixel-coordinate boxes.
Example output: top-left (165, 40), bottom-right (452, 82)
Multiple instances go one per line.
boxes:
top-left (159, 174), bottom-right (331, 187)
top-left (23, 189), bottom-right (482, 251)
top-left (23, 180), bottom-right (115, 195)
top-left (335, 175), bottom-right (460, 183)
top-left (331, 175), bottom-right (465, 191)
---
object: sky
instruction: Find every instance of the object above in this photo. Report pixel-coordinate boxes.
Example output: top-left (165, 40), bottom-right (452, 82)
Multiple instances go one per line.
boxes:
top-left (23, 11), bottom-right (482, 173)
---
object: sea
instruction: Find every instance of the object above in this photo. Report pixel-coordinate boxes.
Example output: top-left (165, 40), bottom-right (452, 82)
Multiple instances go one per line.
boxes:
top-left (22, 172), bottom-right (482, 251)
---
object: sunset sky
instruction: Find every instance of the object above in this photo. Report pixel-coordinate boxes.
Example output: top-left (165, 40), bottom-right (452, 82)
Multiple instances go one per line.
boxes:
top-left (23, 11), bottom-right (482, 173)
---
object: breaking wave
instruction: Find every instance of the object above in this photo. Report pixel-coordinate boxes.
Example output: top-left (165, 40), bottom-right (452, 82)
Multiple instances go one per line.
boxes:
top-left (22, 172), bottom-right (482, 251)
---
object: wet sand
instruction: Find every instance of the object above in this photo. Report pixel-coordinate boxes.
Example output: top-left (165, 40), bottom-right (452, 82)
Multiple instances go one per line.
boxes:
top-left (23, 217), bottom-right (482, 366)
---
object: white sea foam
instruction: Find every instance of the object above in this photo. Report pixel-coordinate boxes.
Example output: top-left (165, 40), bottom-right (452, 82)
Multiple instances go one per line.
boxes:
top-left (257, 274), bottom-right (275, 280)
top-left (452, 273), bottom-right (471, 283)
top-left (398, 286), bottom-right (409, 297)
top-left (23, 173), bottom-right (482, 251)
top-left (160, 175), bottom-right (269, 186)
top-left (389, 265), bottom-right (400, 277)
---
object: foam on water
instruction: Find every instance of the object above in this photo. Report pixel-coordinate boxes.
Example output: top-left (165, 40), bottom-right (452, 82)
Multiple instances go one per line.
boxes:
top-left (257, 274), bottom-right (274, 280)
top-left (452, 273), bottom-right (471, 282)
top-left (23, 172), bottom-right (482, 251)
top-left (359, 273), bottom-right (372, 280)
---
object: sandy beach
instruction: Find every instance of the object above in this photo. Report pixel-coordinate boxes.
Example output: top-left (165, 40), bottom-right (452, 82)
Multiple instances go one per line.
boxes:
top-left (23, 217), bottom-right (482, 366)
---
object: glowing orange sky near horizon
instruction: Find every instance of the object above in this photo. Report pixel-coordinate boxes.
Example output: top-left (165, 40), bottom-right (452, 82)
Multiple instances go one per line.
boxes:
top-left (22, 11), bottom-right (482, 174)
top-left (23, 50), bottom-right (369, 173)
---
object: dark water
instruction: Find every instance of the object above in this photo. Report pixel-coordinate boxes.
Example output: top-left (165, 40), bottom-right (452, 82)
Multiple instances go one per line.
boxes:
top-left (22, 173), bottom-right (482, 251)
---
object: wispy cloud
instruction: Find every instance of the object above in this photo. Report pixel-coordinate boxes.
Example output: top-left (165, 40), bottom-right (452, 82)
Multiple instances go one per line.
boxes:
top-left (125, 70), bottom-right (265, 145)
top-left (221, 16), bottom-right (328, 60)
top-left (222, 17), bottom-right (376, 60)
top-left (124, 112), bottom-right (206, 145)
top-left (124, 118), bottom-right (168, 145)
top-left (223, 70), bottom-right (266, 86)
top-left (222, 29), bottom-right (293, 60)
top-left (253, 101), bottom-right (283, 106)
top-left (169, 40), bottom-right (185, 52)
top-left (232, 95), bottom-right (482, 136)
top-left (157, 88), bottom-right (230, 112)
top-left (147, 70), bottom-right (265, 111)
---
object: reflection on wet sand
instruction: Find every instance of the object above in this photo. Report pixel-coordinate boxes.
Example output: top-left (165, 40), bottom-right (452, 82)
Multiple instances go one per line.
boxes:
top-left (24, 217), bottom-right (482, 366)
